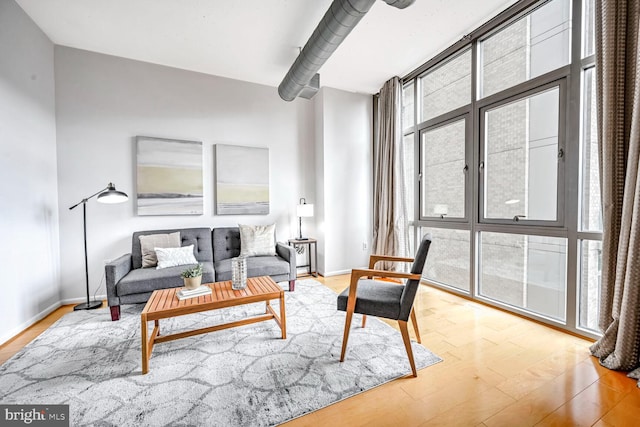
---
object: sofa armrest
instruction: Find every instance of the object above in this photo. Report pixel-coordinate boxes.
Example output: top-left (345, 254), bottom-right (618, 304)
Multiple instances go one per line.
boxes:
top-left (105, 254), bottom-right (132, 306)
top-left (276, 242), bottom-right (296, 280)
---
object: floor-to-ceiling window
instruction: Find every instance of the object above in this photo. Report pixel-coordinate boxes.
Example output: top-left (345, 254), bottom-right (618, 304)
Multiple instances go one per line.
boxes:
top-left (401, 0), bottom-right (600, 337)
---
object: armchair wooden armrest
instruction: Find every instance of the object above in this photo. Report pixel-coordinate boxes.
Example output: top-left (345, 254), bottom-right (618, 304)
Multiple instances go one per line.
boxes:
top-left (351, 268), bottom-right (421, 283)
top-left (368, 255), bottom-right (415, 269)
top-left (346, 268), bottom-right (422, 306)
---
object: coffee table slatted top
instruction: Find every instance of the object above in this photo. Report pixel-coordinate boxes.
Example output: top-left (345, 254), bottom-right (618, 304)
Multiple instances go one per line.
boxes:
top-left (140, 276), bottom-right (285, 374)
top-left (142, 276), bottom-right (283, 320)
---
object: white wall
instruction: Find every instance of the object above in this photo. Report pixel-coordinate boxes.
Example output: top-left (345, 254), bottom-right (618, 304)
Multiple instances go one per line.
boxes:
top-left (314, 88), bottom-right (373, 275)
top-left (0, 24), bottom-right (374, 338)
top-left (54, 47), bottom-right (316, 301)
top-left (0, 0), bottom-right (60, 343)
top-left (313, 90), bottom-right (326, 273)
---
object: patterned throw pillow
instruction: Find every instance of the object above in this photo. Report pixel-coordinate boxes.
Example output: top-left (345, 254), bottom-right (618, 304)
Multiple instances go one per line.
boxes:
top-left (155, 245), bottom-right (198, 269)
top-left (139, 232), bottom-right (181, 268)
top-left (239, 224), bottom-right (276, 257)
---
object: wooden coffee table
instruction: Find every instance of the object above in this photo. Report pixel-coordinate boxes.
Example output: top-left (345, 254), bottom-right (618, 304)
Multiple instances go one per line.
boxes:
top-left (140, 276), bottom-right (286, 374)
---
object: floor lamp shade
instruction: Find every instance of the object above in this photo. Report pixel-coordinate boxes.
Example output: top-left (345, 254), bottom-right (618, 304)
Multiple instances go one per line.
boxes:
top-left (69, 183), bottom-right (128, 311)
top-left (297, 198), bottom-right (314, 240)
top-left (97, 183), bottom-right (128, 204)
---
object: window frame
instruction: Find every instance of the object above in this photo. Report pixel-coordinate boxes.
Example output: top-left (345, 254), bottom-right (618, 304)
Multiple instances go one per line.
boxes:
top-left (477, 230), bottom-right (569, 323)
top-left (398, 0), bottom-right (602, 340)
top-left (418, 113), bottom-right (471, 223)
top-left (417, 47), bottom-right (473, 124)
top-left (578, 64), bottom-right (601, 232)
top-left (478, 79), bottom-right (567, 227)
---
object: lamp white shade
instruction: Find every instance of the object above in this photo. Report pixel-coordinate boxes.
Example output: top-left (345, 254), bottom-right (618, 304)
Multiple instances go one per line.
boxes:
top-left (97, 183), bottom-right (129, 204)
top-left (297, 203), bottom-right (314, 218)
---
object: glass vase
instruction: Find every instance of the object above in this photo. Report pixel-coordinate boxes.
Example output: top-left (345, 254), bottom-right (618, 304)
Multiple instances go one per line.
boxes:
top-left (231, 256), bottom-right (247, 290)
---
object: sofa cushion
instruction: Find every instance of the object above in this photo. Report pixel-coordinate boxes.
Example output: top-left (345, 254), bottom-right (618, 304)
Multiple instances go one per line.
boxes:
top-left (212, 227), bottom-right (241, 262)
top-left (117, 262), bottom-right (215, 296)
top-left (239, 224), bottom-right (276, 256)
top-left (215, 256), bottom-right (289, 281)
top-left (139, 232), bottom-right (181, 268)
top-left (132, 228), bottom-right (213, 269)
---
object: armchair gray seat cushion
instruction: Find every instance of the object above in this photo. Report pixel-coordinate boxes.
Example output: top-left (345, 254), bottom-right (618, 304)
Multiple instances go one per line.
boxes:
top-left (337, 280), bottom-right (404, 320)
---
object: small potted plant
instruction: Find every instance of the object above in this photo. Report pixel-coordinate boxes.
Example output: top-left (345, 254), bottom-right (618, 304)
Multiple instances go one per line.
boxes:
top-left (181, 263), bottom-right (203, 290)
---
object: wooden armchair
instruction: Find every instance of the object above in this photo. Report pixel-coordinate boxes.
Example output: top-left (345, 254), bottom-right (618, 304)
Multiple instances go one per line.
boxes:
top-left (337, 234), bottom-right (432, 377)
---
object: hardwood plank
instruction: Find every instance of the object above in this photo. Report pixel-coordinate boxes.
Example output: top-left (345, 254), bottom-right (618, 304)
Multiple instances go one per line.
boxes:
top-left (599, 390), bottom-right (640, 426)
top-left (535, 381), bottom-right (625, 427)
top-left (419, 387), bottom-right (515, 426)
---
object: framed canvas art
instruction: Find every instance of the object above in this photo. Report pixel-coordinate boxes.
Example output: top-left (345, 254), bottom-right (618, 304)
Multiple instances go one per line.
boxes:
top-left (136, 136), bottom-right (203, 215)
top-left (215, 144), bottom-right (269, 215)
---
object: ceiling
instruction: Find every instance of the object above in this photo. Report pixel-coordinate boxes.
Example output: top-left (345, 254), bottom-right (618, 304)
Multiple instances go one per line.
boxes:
top-left (16, 0), bottom-right (518, 96)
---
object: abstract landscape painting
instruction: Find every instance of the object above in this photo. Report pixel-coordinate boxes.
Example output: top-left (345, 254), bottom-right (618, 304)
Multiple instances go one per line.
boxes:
top-left (136, 136), bottom-right (203, 215)
top-left (215, 144), bottom-right (269, 215)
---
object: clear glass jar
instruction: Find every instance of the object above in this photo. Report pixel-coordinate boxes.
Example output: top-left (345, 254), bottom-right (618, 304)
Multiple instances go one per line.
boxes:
top-left (231, 256), bottom-right (247, 290)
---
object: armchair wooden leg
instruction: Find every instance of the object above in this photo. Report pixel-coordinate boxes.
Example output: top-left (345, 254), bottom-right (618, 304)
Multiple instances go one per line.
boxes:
top-left (410, 308), bottom-right (421, 344)
top-left (340, 307), bottom-right (355, 362)
top-left (362, 314), bottom-right (367, 328)
top-left (398, 320), bottom-right (417, 377)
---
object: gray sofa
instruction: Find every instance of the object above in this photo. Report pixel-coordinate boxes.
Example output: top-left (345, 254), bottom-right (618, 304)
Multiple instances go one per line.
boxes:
top-left (106, 227), bottom-right (296, 321)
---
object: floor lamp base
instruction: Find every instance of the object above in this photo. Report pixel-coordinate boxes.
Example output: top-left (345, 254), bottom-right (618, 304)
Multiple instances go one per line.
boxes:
top-left (74, 300), bottom-right (103, 311)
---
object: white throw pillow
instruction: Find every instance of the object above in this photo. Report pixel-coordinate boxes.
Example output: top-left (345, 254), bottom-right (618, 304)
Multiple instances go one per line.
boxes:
top-left (155, 245), bottom-right (198, 269)
top-left (239, 224), bottom-right (276, 257)
top-left (139, 232), bottom-right (181, 268)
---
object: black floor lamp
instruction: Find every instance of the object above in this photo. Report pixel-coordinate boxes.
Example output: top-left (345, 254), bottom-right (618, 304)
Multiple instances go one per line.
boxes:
top-left (69, 183), bottom-right (128, 311)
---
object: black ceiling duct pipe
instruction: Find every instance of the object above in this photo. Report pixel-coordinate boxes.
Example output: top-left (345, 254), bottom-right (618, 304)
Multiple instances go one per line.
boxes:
top-left (278, 0), bottom-right (416, 101)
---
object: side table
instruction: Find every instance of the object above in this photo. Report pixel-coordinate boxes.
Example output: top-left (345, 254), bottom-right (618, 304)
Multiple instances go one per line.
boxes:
top-left (288, 238), bottom-right (318, 280)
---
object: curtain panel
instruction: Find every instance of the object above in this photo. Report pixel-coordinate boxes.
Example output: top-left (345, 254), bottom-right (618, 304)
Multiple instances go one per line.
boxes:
top-left (372, 77), bottom-right (409, 269)
top-left (590, 0), bottom-right (640, 387)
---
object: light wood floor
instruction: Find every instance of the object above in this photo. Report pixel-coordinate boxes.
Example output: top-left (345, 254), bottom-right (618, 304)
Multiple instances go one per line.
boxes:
top-left (1, 275), bottom-right (638, 426)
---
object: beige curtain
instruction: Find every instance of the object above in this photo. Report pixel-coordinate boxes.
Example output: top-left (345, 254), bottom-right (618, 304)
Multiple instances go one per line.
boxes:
top-left (589, 0), bottom-right (640, 387)
top-left (372, 77), bottom-right (409, 269)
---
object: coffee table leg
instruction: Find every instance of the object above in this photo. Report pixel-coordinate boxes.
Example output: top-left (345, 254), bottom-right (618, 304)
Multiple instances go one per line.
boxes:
top-left (141, 314), bottom-right (148, 374)
top-left (280, 292), bottom-right (286, 339)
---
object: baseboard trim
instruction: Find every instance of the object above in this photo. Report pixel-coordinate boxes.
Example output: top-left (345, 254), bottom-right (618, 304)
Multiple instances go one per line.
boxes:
top-left (1, 294), bottom-right (108, 347)
top-left (0, 300), bottom-right (62, 346)
top-left (59, 294), bottom-right (107, 306)
top-left (322, 269), bottom-right (351, 277)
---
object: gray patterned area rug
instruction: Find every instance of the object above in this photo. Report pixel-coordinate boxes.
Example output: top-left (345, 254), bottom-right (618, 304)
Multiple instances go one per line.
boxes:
top-left (0, 279), bottom-right (441, 426)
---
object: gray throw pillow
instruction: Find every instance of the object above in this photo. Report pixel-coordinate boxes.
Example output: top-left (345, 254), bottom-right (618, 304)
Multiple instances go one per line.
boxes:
top-left (139, 232), bottom-right (181, 268)
top-left (239, 224), bottom-right (276, 257)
